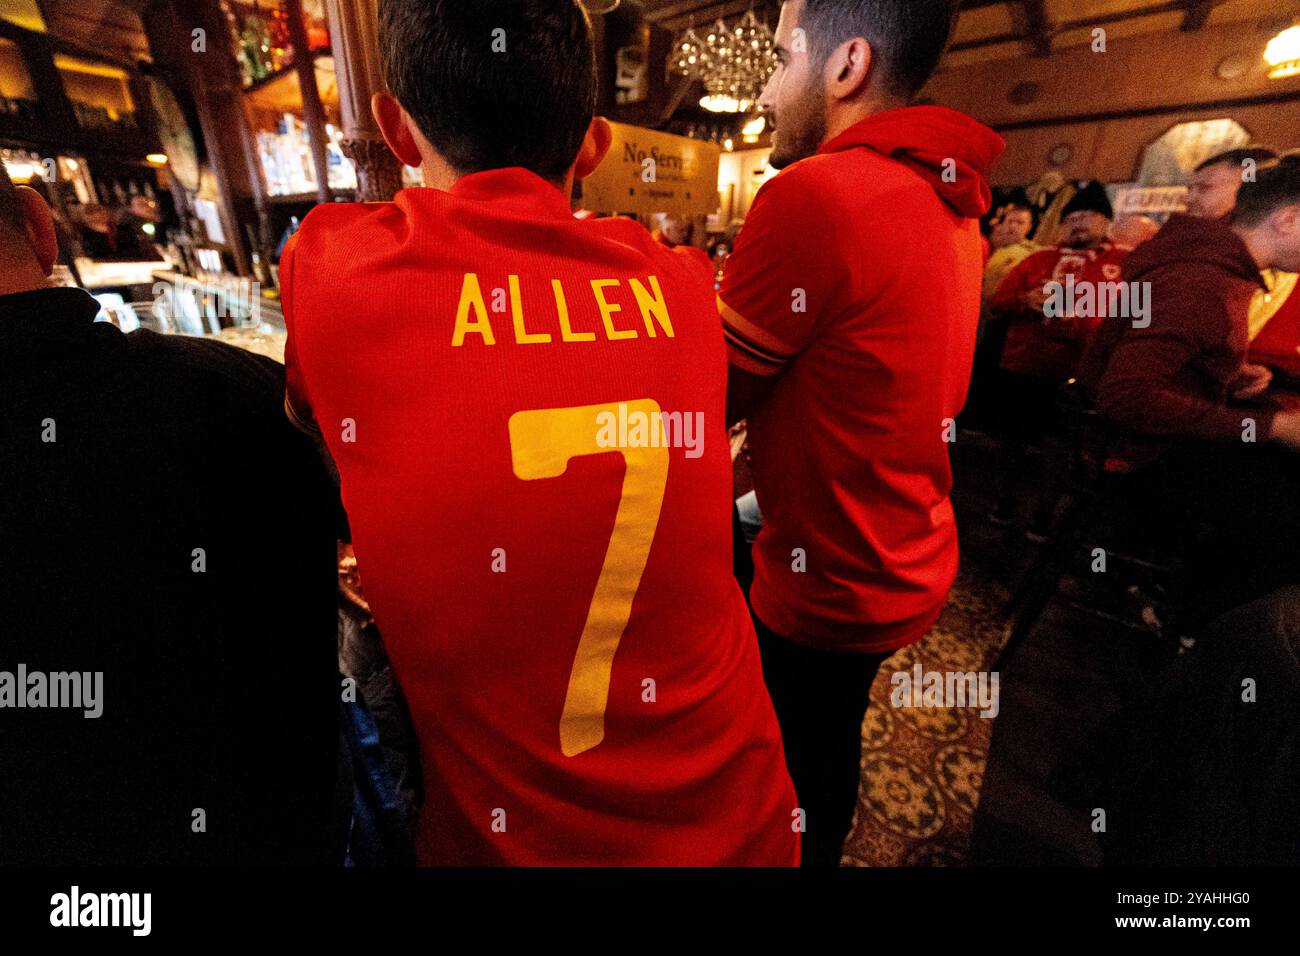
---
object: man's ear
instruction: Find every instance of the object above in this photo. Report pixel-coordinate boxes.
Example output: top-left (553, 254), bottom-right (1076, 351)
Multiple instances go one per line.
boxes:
top-left (371, 91), bottom-right (424, 169)
top-left (1276, 203), bottom-right (1300, 238)
top-left (16, 186), bottom-right (57, 276)
top-left (824, 37), bottom-right (873, 101)
top-left (573, 117), bottom-right (613, 181)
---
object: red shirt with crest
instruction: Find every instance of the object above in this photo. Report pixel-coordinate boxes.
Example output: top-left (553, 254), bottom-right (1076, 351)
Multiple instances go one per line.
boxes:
top-left (994, 241), bottom-right (1132, 381)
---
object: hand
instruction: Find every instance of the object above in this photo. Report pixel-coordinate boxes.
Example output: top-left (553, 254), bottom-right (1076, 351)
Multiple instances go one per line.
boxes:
top-left (1232, 363), bottom-right (1273, 400)
top-left (1269, 409), bottom-right (1300, 451)
top-left (729, 422), bottom-right (748, 462)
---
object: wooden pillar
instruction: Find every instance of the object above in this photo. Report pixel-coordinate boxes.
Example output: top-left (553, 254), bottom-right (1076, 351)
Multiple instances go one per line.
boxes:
top-left (324, 0), bottom-right (402, 202)
top-left (152, 0), bottom-right (255, 276)
top-left (286, 0), bottom-right (333, 203)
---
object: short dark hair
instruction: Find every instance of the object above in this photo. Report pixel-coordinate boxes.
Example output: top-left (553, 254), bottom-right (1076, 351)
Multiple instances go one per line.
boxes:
top-left (1234, 152), bottom-right (1300, 227)
top-left (1195, 146), bottom-right (1279, 174)
top-left (378, 0), bottom-right (596, 183)
top-left (796, 0), bottom-right (960, 98)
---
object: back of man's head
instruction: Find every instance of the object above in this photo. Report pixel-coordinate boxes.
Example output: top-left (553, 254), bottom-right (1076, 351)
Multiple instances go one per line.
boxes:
top-left (797, 0), bottom-right (960, 99)
top-left (378, 0), bottom-right (596, 183)
top-left (1234, 152), bottom-right (1300, 228)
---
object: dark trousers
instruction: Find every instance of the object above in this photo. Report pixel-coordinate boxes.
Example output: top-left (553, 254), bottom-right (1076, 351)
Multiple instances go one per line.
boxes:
top-left (753, 614), bottom-right (889, 867)
top-left (992, 371), bottom-right (1070, 523)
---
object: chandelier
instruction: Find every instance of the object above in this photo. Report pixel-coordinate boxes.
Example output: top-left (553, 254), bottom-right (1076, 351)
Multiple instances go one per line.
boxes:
top-left (670, 9), bottom-right (776, 114)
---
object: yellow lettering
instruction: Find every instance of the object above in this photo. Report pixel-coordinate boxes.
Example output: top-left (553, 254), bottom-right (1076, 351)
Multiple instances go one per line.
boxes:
top-left (592, 279), bottom-right (636, 341)
top-left (452, 273), bottom-right (496, 346)
top-left (629, 275), bottom-right (674, 339)
top-left (508, 275), bottom-right (552, 345)
top-left (553, 279), bottom-right (595, 343)
top-left (501, 274), bottom-right (548, 345)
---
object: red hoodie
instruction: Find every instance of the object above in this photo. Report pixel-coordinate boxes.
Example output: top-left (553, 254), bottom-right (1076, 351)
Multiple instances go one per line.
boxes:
top-left (720, 106), bottom-right (1004, 652)
top-left (1080, 214), bottom-right (1272, 459)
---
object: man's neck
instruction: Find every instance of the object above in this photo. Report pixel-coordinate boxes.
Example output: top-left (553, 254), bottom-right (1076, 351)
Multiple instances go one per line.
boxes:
top-left (822, 92), bottom-right (907, 147)
top-left (0, 259), bottom-right (50, 297)
top-left (1232, 223), bottom-right (1271, 273)
top-left (419, 156), bottom-right (575, 200)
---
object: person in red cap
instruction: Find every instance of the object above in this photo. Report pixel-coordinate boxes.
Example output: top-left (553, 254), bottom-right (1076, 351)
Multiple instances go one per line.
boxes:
top-left (717, 0), bottom-right (1003, 866)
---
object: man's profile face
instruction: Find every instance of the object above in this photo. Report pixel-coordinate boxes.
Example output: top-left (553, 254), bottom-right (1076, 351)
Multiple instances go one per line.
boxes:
top-left (759, 0), bottom-right (827, 170)
top-left (992, 208), bottom-right (1033, 248)
top-left (1268, 205), bottom-right (1300, 274)
top-left (1063, 210), bottom-right (1110, 249)
top-left (1186, 161), bottom-right (1243, 220)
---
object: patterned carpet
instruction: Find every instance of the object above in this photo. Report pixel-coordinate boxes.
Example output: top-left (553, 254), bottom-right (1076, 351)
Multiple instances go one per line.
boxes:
top-left (842, 567), bottom-right (1009, 867)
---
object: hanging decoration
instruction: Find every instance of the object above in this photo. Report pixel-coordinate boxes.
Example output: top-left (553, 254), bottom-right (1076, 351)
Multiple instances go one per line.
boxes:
top-left (670, 9), bottom-right (776, 114)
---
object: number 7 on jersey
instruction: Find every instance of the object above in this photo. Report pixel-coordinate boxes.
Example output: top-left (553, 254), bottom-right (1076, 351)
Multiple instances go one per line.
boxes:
top-left (509, 400), bottom-right (669, 757)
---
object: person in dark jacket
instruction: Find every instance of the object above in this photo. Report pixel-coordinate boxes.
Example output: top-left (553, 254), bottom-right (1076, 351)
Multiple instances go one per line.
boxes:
top-left (1079, 153), bottom-right (1300, 627)
top-left (0, 166), bottom-right (340, 864)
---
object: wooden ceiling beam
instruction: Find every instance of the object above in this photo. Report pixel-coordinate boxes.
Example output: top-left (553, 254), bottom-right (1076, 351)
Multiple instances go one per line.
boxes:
top-left (1181, 0), bottom-right (1219, 32)
top-left (1012, 0), bottom-right (1055, 57)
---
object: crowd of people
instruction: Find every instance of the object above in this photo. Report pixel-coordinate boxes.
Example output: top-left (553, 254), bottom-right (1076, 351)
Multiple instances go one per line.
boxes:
top-left (968, 145), bottom-right (1300, 633)
top-left (2, 0), bottom-right (1298, 869)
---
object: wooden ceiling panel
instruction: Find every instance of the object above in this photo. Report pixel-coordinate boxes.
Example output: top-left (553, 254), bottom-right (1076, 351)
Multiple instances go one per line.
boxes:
top-left (1055, 10), bottom-right (1186, 48)
top-left (641, 0), bottom-right (1297, 67)
top-left (953, 3), bottom-right (1017, 43)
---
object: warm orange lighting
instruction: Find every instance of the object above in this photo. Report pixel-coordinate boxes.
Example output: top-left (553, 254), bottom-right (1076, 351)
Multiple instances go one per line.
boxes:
top-left (3, 160), bottom-right (35, 183)
top-left (700, 94), bottom-right (752, 113)
top-left (1265, 25), bottom-right (1300, 79)
top-left (145, 153), bottom-right (168, 166)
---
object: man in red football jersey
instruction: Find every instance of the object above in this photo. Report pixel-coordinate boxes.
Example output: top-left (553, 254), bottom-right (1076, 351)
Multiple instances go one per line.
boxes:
top-left (985, 182), bottom-right (1131, 531)
top-left (280, 0), bottom-right (798, 865)
top-left (719, 0), bottom-right (1002, 866)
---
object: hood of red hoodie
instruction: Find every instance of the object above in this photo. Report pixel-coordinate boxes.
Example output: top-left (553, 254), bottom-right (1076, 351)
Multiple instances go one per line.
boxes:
top-left (818, 105), bottom-right (1004, 219)
top-left (1123, 213), bottom-right (1266, 288)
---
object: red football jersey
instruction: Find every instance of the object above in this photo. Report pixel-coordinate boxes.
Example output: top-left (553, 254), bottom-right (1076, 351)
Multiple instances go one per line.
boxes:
top-left (281, 169), bottom-right (798, 866)
top-left (993, 242), bottom-right (1132, 380)
top-left (1249, 274), bottom-right (1300, 378)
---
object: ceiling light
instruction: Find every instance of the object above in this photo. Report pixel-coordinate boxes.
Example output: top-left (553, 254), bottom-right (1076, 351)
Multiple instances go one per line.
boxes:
top-left (700, 94), bottom-right (753, 113)
top-left (673, 11), bottom-right (775, 114)
top-left (4, 161), bottom-right (35, 183)
top-left (1265, 25), bottom-right (1300, 79)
